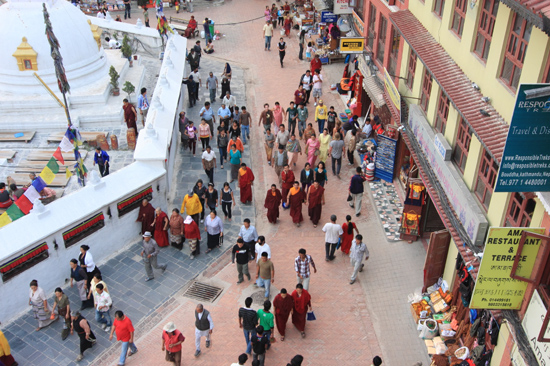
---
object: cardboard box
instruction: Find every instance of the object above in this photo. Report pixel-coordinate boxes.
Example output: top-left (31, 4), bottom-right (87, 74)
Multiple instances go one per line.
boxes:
top-left (410, 303), bottom-right (420, 324)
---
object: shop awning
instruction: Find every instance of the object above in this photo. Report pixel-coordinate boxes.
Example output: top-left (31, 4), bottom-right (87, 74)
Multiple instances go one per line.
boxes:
top-left (383, 93), bottom-right (401, 123)
top-left (499, 0), bottom-right (550, 35)
top-left (363, 75), bottom-right (386, 108)
top-left (389, 10), bottom-right (510, 163)
top-left (400, 129), bottom-right (480, 280)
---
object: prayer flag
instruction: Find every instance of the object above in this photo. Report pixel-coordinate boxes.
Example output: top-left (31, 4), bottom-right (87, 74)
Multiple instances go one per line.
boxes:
top-left (40, 166), bottom-right (56, 185)
top-left (66, 169), bottom-right (73, 180)
top-left (6, 204), bottom-right (25, 221)
top-left (31, 176), bottom-right (47, 193)
top-left (15, 194), bottom-right (33, 214)
top-left (59, 135), bottom-right (73, 152)
top-left (53, 147), bottom-right (65, 165)
top-left (46, 157), bottom-right (60, 174)
top-left (24, 185), bottom-right (41, 204)
top-left (0, 212), bottom-right (11, 228)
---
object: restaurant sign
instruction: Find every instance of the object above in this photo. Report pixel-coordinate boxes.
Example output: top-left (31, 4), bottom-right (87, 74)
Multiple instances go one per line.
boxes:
top-left (522, 290), bottom-right (550, 366)
top-left (333, 0), bottom-right (353, 14)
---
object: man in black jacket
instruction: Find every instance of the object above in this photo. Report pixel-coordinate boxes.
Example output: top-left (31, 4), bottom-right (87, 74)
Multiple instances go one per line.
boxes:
top-left (349, 166), bottom-right (367, 217)
top-left (251, 325), bottom-right (268, 366)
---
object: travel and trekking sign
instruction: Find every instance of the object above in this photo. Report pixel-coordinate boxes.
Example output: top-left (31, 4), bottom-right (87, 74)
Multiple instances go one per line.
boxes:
top-left (495, 83), bottom-right (550, 192)
top-left (470, 227), bottom-right (545, 310)
top-left (339, 37), bottom-right (364, 53)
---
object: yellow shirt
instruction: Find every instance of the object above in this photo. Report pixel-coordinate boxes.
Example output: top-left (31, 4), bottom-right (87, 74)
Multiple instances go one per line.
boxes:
top-left (315, 105), bottom-right (328, 121)
top-left (0, 330), bottom-right (11, 357)
top-left (181, 193), bottom-right (202, 216)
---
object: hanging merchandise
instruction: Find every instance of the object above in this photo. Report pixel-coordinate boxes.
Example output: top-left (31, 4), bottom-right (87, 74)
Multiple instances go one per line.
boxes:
top-left (399, 211), bottom-right (420, 236)
top-left (405, 182), bottom-right (426, 206)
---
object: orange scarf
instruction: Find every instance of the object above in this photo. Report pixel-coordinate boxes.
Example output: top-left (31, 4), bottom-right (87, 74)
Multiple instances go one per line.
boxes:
top-left (272, 191), bottom-right (276, 196)
top-left (239, 167), bottom-right (247, 176)
top-left (290, 187), bottom-right (300, 195)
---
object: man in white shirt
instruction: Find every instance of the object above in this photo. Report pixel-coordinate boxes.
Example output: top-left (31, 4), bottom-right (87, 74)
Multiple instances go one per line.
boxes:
top-left (190, 68), bottom-right (201, 103)
top-left (255, 235), bottom-right (271, 263)
top-left (300, 70), bottom-right (313, 104)
top-left (263, 20), bottom-right (274, 51)
top-left (104, 37), bottom-right (120, 49)
top-left (312, 69), bottom-right (323, 105)
top-left (322, 214), bottom-right (343, 261)
top-left (361, 118), bottom-right (373, 139)
top-left (350, 234), bottom-right (368, 284)
top-left (94, 283), bottom-right (113, 332)
top-left (201, 146), bottom-right (216, 185)
top-left (194, 304), bottom-right (214, 357)
top-left (222, 91), bottom-right (237, 112)
top-left (230, 353), bottom-right (249, 366)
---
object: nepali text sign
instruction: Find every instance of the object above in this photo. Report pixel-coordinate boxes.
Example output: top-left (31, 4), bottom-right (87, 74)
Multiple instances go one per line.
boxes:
top-left (383, 67), bottom-right (401, 113)
top-left (495, 84), bottom-right (550, 192)
top-left (333, 0), bottom-right (353, 15)
top-left (470, 227), bottom-right (545, 309)
top-left (321, 11), bottom-right (338, 23)
top-left (339, 37), bottom-right (364, 53)
top-left (522, 290), bottom-right (550, 366)
top-left (408, 105), bottom-right (488, 246)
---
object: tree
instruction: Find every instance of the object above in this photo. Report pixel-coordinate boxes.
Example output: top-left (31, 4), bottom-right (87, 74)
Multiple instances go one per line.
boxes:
top-left (109, 66), bottom-right (120, 95)
top-left (121, 34), bottom-right (132, 61)
top-left (122, 81), bottom-right (135, 99)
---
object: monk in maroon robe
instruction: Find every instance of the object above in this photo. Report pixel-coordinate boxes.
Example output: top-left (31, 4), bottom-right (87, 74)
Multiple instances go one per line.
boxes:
top-left (291, 284), bottom-right (311, 338)
top-left (273, 288), bottom-right (294, 341)
top-left (287, 181), bottom-right (306, 227)
top-left (152, 207), bottom-right (169, 247)
top-left (281, 165), bottom-right (295, 203)
top-left (264, 184), bottom-right (282, 224)
top-left (306, 181), bottom-right (325, 227)
top-left (238, 163), bottom-right (255, 204)
top-left (137, 199), bottom-right (155, 235)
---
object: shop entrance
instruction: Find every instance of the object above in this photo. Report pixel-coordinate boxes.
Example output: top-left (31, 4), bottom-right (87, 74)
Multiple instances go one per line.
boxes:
top-left (422, 229), bottom-right (451, 292)
top-left (422, 193), bottom-right (446, 236)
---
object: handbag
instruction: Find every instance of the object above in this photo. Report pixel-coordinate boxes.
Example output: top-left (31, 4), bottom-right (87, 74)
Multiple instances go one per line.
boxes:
top-left (307, 311), bottom-right (316, 321)
top-left (314, 149), bottom-right (320, 156)
top-left (347, 194), bottom-right (352, 202)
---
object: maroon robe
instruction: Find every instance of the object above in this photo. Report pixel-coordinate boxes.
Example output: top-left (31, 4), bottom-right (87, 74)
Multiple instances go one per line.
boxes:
top-left (307, 185), bottom-right (324, 225)
top-left (239, 167), bottom-right (255, 203)
top-left (291, 289), bottom-right (311, 332)
top-left (137, 202), bottom-right (155, 234)
top-left (153, 210), bottom-right (169, 247)
top-left (288, 189), bottom-right (306, 224)
top-left (281, 170), bottom-right (295, 203)
top-left (264, 189), bottom-right (282, 224)
top-left (273, 293), bottom-right (294, 337)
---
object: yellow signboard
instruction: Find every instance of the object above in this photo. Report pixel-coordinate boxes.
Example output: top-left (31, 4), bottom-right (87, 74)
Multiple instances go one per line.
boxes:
top-left (384, 67), bottom-right (401, 113)
top-left (470, 227), bottom-right (545, 309)
top-left (339, 37), bottom-right (365, 54)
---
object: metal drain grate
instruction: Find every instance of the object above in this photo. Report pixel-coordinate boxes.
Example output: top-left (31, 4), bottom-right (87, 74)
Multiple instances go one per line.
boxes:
top-left (182, 281), bottom-right (223, 302)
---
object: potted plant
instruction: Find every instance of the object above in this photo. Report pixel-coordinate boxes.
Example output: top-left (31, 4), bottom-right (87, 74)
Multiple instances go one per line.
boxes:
top-left (122, 81), bottom-right (135, 101)
top-left (121, 34), bottom-right (133, 67)
top-left (109, 65), bottom-right (120, 96)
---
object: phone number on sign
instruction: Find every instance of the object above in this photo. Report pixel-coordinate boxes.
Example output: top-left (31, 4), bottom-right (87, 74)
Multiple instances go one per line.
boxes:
top-left (498, 179), bottom-right (548, 186)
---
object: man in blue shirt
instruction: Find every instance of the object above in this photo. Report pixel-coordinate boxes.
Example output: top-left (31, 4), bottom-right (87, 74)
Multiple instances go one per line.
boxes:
top-left (296, 104), bottom-right (309, 139)
top-left (238, 218), bottom-right (258, 261)
top-left (137, 87), bottom-right (149, 127)
top-left (218, 103), bottom-right (232, 127)
top-left (349, 166), bottom-right (367, 217)
top-left (93, 147), bottom-right (110, 177)
top-left (200, 102), bottom-right (216, 136)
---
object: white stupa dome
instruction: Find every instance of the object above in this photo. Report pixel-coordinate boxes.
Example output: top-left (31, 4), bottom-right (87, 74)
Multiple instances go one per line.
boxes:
top-left (0, 0), bottom-right (109, 94)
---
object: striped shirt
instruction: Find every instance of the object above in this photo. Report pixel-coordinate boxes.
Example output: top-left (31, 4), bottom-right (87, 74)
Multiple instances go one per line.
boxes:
top-left (238, 307), bottom-right (258, 331)
top-left (295, 254), bottom-right (316, 279)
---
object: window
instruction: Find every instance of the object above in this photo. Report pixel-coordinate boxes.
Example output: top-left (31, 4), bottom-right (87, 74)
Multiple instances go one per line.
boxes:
top-left (420, 69), bottom-right (432, 113)
top-left (500, 13), bottom-right (531, 91)
top-left (474, 149), bottom-right (498, 210)
top-left (542, 52), bottom-right (550, 83)
top-left (367, 4), bottom-right (377, 50)
top-left (451, 0), bottom-right (467, 37)
top-left (406, 51), bottom-right (417, 90)
top-left (377, 16), bottom-right (388, 65)
top-left (473, 0), bottom-right (499, 62)
top-left (355, 0), bottom-right (365, 21)
top-left (452, 118), bottom-right (472, 173)
top-left (433, 0), bottom-right (445, 18)
top-left (505, 192), bottom-right (536, 227)
top-left (24, 60), bottom-right (32, 70)
top-left (388, 27), bottom-right (401, 76)
top-left (0, 243), bottom-right (49, 282)
top-left (434, 91), bottom-right (450, 134)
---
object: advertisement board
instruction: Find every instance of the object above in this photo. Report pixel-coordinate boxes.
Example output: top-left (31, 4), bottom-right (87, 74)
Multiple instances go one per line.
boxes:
top-left (339, 37), bottom-right (365, 53)
top-left (522, 290), bottom-right (550, 366)
top-left (321, 11), bottom-right (338, 23)
top-left (333, 0), bottom-right (353, 15)
top-left (470, 227), bottom-right (545, 309)
top-left (383, 67), bottom-right (401, 113)
top-left (495, 84), bottom-right (550, 192)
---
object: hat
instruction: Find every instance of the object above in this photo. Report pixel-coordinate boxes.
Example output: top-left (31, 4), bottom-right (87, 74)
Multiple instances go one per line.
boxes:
top-left (163, 322), bottom-right (177, 333)
top-left (184, 215), bottom-right (193, 224)
top-left (318, 100), bottom-right (323, 104)
top-left (188, 188), bottom-right (194, 196)
top-left (189, 75), bottom-right (194, 79)
top-left (143, 231), bottom-right (152, 237)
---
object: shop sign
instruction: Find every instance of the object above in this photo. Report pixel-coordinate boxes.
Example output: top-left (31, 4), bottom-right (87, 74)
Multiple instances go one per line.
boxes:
top-left (434, 133), bottom-right (452, 161)
top-left (522, 290), bottom-right (550, 365)
top-left (495, 83), bottom-right (550, 193)
top-left (352, 10), bottom-right (365, 36)
top-left (383, 67), bottom-right (401, 113)
top-left (408, 105), bottom-right (488, 246)
top-left (357, 55), bottom-right (370, 77)
top-left (339, 37), bottom-right (365, 53)
top-left (333, 0), bottom-right (353, 15)
top-left (321, 11), bottom-right (338, 23)
top-left (470, 227), bottom-right (545, 310)
top-left (510, 339), bottom-right (529, 366)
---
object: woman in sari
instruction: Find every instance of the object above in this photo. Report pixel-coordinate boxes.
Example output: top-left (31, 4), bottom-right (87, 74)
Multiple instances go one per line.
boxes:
top-left (0, 329), bottom-right (18, 366)
top-left (305, 133), bottom-right (320, 167)
top-left (70, 310), bottom-right (96, 362)
top-left (318, 128), bottom-right (331, 163)
top-left (303, 123), bottom-right (315, 141)
top-left (341, 214), bottom-right (359, 255)
top-left (169, 208), bottom-right (185, 250)
top-left (272, 102), bottom-right (284, 135)
top-left (52, 287), bottom-right (71, 340)
top-left (152, 207), bottom-right (169, 247)
top-left (283, 14), bottom-right (292, 37)
top-left (29, 280), bottom-right (57, 331)
top-left (183, 15), bottom-right (197, 38)
top-left (221, 62), bottom-right (232, 80)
